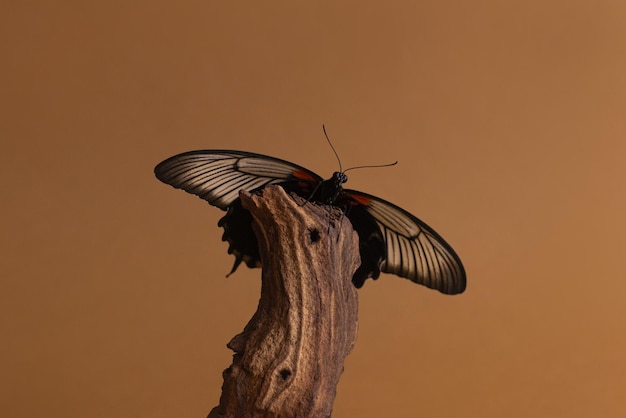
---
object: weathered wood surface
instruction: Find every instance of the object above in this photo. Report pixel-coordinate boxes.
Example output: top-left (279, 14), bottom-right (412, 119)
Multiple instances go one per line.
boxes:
top-left (208, 186), bottom-right (360, 418)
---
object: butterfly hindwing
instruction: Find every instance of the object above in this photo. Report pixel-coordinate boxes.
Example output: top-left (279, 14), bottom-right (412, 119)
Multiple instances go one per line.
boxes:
top-left (154, 150), bottom-right (322, 210)
top-left (343, 190), bottom-right (466, 294)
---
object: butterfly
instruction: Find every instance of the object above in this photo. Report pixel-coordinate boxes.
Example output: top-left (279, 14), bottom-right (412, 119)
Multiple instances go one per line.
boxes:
top-left (154, 150), bottom-right (466, 294)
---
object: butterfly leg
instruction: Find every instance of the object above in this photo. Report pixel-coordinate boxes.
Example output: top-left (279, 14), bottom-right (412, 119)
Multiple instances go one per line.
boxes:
top-left (299, 182), bottom-right (323, 206)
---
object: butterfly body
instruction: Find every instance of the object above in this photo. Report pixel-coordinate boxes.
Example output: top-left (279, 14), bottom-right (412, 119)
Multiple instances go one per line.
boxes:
top-left (313, 172), bottom-right (348, 205)
top-left (155, 150), bottom-right (466, 294)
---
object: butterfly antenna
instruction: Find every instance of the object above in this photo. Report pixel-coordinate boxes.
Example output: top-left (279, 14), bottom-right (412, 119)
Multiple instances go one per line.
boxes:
top-left (322, 124), bottom-right (342, 173)
top-left (344, 160), bottom-right (398, 173)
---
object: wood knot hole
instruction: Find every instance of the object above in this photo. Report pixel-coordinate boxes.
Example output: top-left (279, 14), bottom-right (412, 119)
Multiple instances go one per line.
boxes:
top-left (308, 228), bottom-right (321, 244)
top-left (279, 368), bottom-right (292, 380)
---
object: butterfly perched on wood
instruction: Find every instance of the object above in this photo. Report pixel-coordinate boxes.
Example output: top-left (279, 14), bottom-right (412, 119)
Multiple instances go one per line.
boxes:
top-left (154, 149), bottom-right (466, 294)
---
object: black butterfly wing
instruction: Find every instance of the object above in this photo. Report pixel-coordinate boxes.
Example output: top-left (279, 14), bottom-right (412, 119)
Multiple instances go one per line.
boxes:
top-left (155, 150), bottom-right (324, 275)
top-left (343, 190), bottom-right (466, 294)
top-left (154, 150), bottom-right (323, 208)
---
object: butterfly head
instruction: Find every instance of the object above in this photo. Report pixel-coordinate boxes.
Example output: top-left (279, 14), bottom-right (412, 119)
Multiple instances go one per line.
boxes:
top-left (333, 171), bottom-right (348, 186)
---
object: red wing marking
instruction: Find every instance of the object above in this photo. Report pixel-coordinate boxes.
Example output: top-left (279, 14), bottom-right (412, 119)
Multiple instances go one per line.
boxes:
top-left (347, 193), bottom-right (372, 206)
top-left (293, 169), bottom-right (318, 182)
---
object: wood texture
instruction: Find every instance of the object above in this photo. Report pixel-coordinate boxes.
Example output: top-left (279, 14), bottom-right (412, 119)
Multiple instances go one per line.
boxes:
top-left (208, 186), bottom-right (360, 418)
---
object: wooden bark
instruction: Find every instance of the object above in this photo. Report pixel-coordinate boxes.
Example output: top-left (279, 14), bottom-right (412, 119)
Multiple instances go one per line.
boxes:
top-left (207, 185), bottom-right (360, 418)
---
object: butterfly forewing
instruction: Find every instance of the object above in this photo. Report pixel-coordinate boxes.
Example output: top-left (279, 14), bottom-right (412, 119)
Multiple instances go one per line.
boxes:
top-left (344, 190), bottom-right (466, 294)
top-left (155, 150), bottom-right (322, 210)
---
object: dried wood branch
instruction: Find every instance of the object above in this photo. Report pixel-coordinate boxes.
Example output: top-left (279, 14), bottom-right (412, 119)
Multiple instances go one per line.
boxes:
top-left (208, 185), bottom-right (360, 418)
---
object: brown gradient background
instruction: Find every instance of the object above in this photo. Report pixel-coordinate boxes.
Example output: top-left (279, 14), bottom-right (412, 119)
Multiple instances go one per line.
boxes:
top-left (2, 1), bottom-right (625, 417)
